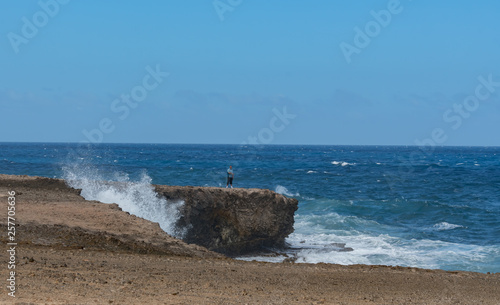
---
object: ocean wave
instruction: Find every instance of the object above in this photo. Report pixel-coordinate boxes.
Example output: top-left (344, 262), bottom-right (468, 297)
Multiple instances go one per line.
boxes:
top-left (306, 170), bottom-right (317, 174)
top-left (62, 164), bottom-right (185, 238)
top-left (293, 212), bottom-right (383, 236)
top-left (275, 185), bottom-right (300, 197)
top-left (238, 212), bottom-right (499, 273)
top-left (284, 233), bottom-right (499, 272)
top-left (432, 222), bottom-right (464, 231)
top-left (239, 230), bottom-right (500, 273)
top-left (331, 161), bottom-right (355, 166)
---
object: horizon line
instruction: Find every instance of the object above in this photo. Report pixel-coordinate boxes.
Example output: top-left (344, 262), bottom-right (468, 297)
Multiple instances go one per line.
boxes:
top-left (1, 141), bottom-right (499, 148)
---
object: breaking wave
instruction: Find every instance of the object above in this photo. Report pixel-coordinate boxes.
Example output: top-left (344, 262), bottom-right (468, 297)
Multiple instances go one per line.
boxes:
top-left (62, 163), bottom-right (185, 238)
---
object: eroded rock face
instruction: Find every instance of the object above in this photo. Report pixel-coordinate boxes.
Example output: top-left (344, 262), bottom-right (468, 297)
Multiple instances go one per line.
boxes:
top-left (155, 186), bottom-right (298, 255)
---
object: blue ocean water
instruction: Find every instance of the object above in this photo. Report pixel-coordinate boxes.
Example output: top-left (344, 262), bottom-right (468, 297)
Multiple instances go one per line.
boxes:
top-left (1, 142), bottom-right (499, 273)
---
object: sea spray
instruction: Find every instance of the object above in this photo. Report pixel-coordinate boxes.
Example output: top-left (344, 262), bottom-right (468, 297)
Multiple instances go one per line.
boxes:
top-left (63, 164), bottom-right (186, 238)
top-left (275, 185), bottom-right (300, 197)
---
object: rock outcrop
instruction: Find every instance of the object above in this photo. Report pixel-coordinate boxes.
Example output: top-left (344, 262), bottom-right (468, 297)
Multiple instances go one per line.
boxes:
top-left (155, 186), bottom-right (298, 255)
top-left (0, 174), bottom-right (222, 258)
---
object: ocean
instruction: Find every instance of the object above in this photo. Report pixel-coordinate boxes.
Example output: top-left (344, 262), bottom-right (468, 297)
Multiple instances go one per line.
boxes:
top-left (1, 142), bottom-right (499, 273)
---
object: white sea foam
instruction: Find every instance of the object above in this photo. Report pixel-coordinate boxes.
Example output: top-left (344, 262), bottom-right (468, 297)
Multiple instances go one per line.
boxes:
top-left (239, 213), bottom-right (499, 273)
top-left (62, 164), bottom-right (185, 238)
top-left (284, 232), bottom-right (497, 272)
top-left (432, 222), bottom-right (464, 231)
top-left (275, 185), bottom-right (300, 197)
top-left (331, 161), bottom-right (355, 166)
top-left (306, 170), bottom-right (317, 174)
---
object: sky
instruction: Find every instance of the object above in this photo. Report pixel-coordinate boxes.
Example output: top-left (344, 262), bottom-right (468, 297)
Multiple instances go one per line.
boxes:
top-left (1, 0), bottom-right (499, 146)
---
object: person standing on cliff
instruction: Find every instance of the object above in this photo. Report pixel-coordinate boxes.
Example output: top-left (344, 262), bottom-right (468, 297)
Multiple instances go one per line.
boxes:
top-left (226, 165), bottom-right (234, 188)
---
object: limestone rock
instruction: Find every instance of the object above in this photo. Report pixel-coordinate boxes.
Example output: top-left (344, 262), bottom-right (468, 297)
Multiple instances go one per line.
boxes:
top-left (155, 186), bottom-right (298, 255)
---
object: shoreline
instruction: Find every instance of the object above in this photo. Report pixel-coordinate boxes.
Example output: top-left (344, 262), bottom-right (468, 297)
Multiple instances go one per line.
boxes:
top-left (1, 173), bottom-right (499, 304)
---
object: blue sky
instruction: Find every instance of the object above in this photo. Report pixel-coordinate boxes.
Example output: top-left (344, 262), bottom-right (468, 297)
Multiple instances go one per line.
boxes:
top-left (1, 0), bottom-right (499, 145)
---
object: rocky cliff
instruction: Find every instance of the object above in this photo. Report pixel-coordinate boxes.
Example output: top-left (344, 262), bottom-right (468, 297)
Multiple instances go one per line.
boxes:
top-left (155, 185), bottom-right (298, 255)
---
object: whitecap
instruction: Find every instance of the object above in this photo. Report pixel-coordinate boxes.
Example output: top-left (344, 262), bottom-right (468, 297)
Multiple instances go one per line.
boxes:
top-left (433, 222), bottom-right (464, 231)
top-left (302, 196), bottom-right (316, 201)
top-left (331, 161), bottom-right (355, 166)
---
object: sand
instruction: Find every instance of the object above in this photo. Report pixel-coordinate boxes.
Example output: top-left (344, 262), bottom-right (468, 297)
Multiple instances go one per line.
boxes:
top-left (1, 174), bottom-right (499, 304)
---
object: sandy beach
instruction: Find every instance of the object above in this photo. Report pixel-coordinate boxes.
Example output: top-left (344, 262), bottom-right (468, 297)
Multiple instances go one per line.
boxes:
top-left (1, 174), bottom-right (499, 304)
